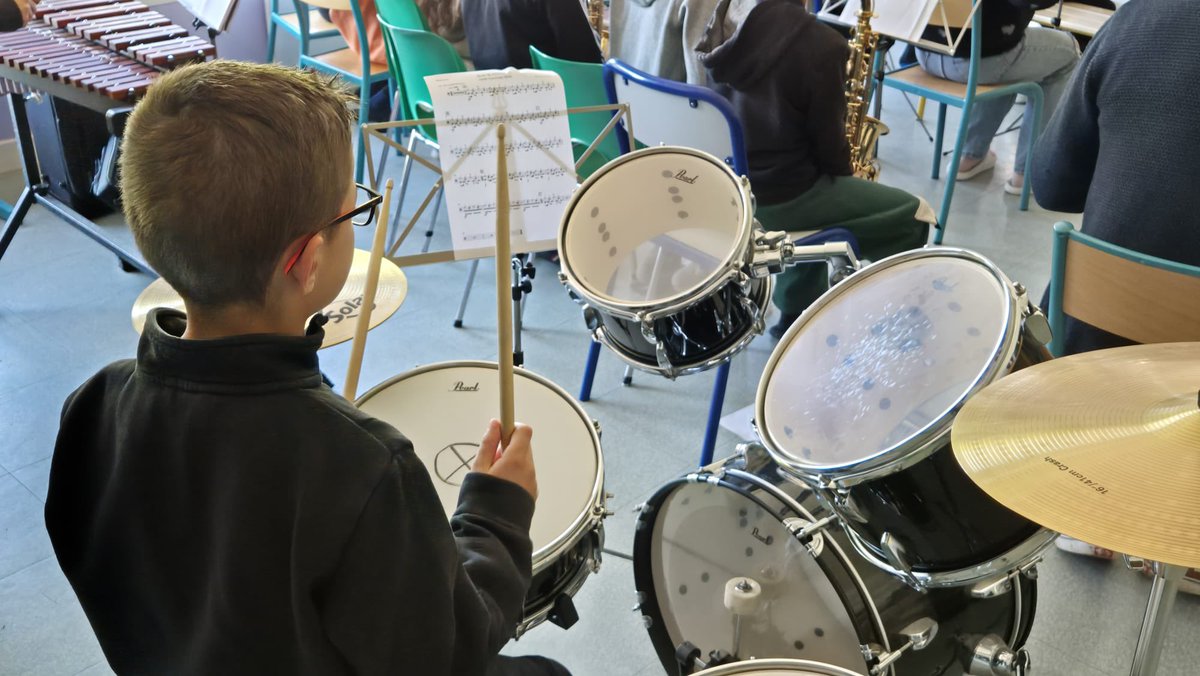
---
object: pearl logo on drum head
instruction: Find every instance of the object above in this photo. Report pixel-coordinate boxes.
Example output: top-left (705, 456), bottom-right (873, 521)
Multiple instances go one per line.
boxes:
top-left (433, 442), bottom-right (479, 486)
top-left (451, 381), bottom-right (480, 392)
top-left (673, 169), bottom-right (699, 184)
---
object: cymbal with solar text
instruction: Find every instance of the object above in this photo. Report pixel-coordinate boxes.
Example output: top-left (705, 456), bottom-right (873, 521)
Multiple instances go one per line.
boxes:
top-left (131, 249), bottom-right (407, 348)
top-left (952, 342), bottom-right (1200, 568)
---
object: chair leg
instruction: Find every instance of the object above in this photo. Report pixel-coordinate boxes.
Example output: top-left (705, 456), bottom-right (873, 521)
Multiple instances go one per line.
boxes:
top-left (1019, 87), bottom-right (1044, 212)
top-left (622, 365), bottom-right (633, 386)
top-left (355, 89), bottom-right (369, 183)
top-left (421, 186), bottom-right (444, 254)
top-left (374, 89), bottom-right (404, 187)
top-left (700, 361), bottom-right (731, 467)
top-left (931, 102), bottom-right (947, 179)
top-left (453, 259), bottom-right (480, 328)
top-left (266, 21), bottom-right (277, 64)
top-left (579, 340), bottom-right (602, 402)
top-left (936, 100), bottom-right (974, 245)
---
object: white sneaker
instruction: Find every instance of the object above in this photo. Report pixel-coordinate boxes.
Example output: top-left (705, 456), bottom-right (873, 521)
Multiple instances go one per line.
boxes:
top-left (954, 151), bottom-right (996, 181)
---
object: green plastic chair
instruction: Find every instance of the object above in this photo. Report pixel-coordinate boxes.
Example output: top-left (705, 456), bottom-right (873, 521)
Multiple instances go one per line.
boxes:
top-left (375, 0), bottom-right (429, 30)
top-left (1046, 221), bottom-right (1200, 357)
top-left (267, 0), bottom-right (340, 64)
top-left (294, 0), bottom-right (393, 182)
top-left (378, 22), bottom-right (468, 252)
top-left (528, 46), bottom-right (619, 180)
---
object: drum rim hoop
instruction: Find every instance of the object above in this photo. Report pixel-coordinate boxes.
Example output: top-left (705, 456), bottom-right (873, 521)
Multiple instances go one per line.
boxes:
top-left (631, 459), bottom-right (893, 675)
top-left (354, 360), bottom-right (606, 574)
top-left (691, 658), bottom-right (864, 676)
top-left (754, 247), bottom-right (1025, 484)
top-left (557, 145), bottom-right (755, 319)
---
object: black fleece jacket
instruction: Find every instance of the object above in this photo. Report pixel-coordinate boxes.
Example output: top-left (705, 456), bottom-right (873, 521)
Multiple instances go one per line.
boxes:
top-left (461, 0), bottom-right (601, 70)
top-left (697, 0), bottom-right (852, 204)
top-left (45, 309), bottom-right (535, 675)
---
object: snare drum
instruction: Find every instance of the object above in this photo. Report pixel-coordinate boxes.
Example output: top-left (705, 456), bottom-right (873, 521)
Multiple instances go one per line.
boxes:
top-left (755, 248), bottom-right (1057, 588)
top-left (634, 449), bottom-right (1035, 676)
top-left (356, 361), bottom-right (606, 635)
top-left (557, 146), bottom-right (771, 378)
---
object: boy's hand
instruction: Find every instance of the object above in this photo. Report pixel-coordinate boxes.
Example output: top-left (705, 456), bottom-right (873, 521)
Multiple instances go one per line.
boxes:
top-left (472, 419), bottom-right (537, 501)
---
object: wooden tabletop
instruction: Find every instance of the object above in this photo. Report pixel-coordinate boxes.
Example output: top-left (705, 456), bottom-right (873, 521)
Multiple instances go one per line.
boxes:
top-left (1034, 2), bottom-right (1113, 38)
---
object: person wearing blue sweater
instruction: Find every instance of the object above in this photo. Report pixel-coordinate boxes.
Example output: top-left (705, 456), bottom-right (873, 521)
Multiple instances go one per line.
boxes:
top-left (1031, 0), bottom-right (1200, 356)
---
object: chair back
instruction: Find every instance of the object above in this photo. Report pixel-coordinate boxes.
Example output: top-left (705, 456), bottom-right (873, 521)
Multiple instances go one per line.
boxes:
top-left (1047, 221), bottom-right (1200, 356)
top-left (380, 22), bottom-right (467, 141)
top-left (602, 58), bottom-right (747, 174)
top-left (375, 0), bottom-right (429, 30)
top-left (529, 46), bottom-right (620, 178)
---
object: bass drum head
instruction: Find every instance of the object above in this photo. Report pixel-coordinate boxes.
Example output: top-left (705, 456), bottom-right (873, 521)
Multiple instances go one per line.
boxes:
top-left (357, 362), bottom-right (602, 568)
top-left (694, 659), bottom-right (862, 676)
top-left (635, 481), bottom-right (878, 674)
top-left (758, 248), bottom-right (1017, 477)
top-left (560, 147), bottom-right (749, 309)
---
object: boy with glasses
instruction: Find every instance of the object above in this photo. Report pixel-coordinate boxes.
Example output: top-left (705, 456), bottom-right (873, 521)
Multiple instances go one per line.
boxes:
top-left (45, 61), bottom-right (566, 676)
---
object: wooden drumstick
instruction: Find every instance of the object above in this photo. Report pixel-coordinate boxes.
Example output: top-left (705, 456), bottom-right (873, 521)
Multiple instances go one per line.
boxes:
top-left (343, 178), bottom-right (395, 402)
top-left (495, 124), bottom-right (516, 444)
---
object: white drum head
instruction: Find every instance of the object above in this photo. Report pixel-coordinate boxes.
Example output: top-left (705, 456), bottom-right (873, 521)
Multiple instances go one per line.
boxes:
top-left (651, 482), bottom-right (869, 673)
top-left (562, 148), bottom-right (747, 307)
top-left (760, 251), bottom-right (1013, 471)
top-left (696, 661), bottom-right (861, 676)
top-left (357, 362), bottom-right (601, 563)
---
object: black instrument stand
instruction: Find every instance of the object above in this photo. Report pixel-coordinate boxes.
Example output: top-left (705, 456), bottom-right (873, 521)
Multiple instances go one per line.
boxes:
top-left (510, 254), bottom-right (535, 368)
top-left (0, 92), bottom-right (154, 276)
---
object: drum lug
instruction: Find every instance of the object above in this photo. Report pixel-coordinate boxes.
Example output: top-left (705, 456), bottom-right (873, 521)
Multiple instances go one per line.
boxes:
top-left (1015, 282), bottom-right (1054, 346)
top-left (869, 617), bottom-right (939, 675)
top-left (833, 489), bottom-right (869, 523)
top-left (969, 634), bottom-right (1031, 676)
top-left (592, 418), bottom-right (603, 437)
top-left (881, 532), bottom-right (925, 591)
top-left (654, 340), bottom-right (678, 380)
top-left (784, 514), bottom-right (838, 558)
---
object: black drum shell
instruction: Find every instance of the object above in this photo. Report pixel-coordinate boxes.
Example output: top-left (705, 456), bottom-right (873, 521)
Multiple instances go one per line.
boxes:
top-left (590, 277), bottom-right (768, 371)
top-left (827, 334), bottom-right (1053, 574)
top-left (632, 457), bottom-right (1035, 675)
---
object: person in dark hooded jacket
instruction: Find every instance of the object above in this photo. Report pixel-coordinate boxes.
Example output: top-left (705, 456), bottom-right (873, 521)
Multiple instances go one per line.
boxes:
top-left (697, 0), bottom-right (934, 337)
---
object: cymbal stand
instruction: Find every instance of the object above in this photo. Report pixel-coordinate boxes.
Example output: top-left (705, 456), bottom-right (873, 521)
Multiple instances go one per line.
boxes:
top-left (510, 255), bottom-right (535, 367)
top-left (1129, 562), bottom-right (1184, 676)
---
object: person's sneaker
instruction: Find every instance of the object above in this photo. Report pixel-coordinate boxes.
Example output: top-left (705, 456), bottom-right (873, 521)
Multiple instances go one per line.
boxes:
top-left (768, 313), bottom-right (799, 340)
top-left (955, 151), bottom-right (997, 181)
top-left (1004, 172), bottom-right (1025, 196)
top-left (1054, 535), bottom-right (1115, 560)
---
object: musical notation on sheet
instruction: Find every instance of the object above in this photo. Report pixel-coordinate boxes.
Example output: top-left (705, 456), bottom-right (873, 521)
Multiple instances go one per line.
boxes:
top-left (427, 69), bottom-right (576, 258)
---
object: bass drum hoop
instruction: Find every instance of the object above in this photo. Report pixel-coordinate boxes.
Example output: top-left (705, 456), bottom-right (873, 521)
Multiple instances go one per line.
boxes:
top-left (755, 247), bottom-right (1026, 488)
top-left (632, 467), bottom-right (895, 676)
top-left (694, 658), bottom-right (864, 676)
top-left (557, 145), bottom-right (756, 322)
top-left (355, 360), bottom-right (606, 577)
top-left (590, 275), bottom-right (772, 378)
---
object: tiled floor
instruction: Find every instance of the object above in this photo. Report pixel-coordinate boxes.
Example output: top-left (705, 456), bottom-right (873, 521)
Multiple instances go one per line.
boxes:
top-left (1, 90), bottom-right (1197, 676)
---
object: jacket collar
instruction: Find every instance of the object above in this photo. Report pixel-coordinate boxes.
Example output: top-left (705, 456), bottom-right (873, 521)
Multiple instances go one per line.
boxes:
top-left (136, 308), bottom-right (327, 392)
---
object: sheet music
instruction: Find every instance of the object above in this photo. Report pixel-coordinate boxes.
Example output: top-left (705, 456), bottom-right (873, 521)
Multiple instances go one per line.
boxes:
top-left (178, 0), bottom-right (238, 32)
top-left (840, 0), bottom-right (939, 42)
top-left (427, 70), bottom-right (576, 258)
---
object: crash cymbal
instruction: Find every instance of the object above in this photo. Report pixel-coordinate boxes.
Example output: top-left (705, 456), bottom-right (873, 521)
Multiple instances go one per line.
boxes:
top-left (131, 249), bottom-right (408, 349)
top-left (952, 342), bottom-right (1200, 567)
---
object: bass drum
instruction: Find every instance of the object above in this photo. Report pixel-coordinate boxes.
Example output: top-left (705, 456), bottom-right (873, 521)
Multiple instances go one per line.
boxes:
top-left (633, 449), bottom-right (1035, 675)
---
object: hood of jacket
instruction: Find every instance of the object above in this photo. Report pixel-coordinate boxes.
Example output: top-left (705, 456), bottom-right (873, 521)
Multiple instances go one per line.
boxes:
top-left (696, 0), bottom-right (813, 88)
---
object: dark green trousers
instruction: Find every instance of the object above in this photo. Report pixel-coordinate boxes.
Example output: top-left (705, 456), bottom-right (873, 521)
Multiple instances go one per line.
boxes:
top-left (757, 176), bottom-right (932, 316)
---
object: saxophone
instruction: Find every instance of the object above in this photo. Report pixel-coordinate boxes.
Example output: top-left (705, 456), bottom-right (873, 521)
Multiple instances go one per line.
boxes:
top-left (845, 0), bottom-right (889, 181)
top-left (588, 0), bottom-right (609, 56)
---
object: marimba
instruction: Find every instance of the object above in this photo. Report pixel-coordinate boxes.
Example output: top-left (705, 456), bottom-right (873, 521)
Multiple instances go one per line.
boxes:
top-left (0, 0), bottom-right (215, 276)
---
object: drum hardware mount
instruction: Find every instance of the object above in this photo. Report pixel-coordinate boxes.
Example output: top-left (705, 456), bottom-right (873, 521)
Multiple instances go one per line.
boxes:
top-left (969, 634), bottom-right (1031, 676)
top-left (783, 514), bottom-right (840, 558)
top-left (969, 560), bottom-right (1041, 599)
top-left (865, 617), bottom-right (938, 675)
top-left (673, 641), bottom-right (736, 676)
top-left (1013, 282), bottom-right (1053, 346)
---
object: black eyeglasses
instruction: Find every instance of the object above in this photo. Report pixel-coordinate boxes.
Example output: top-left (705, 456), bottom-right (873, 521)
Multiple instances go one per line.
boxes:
top-left (284, 183), bottom-right (382, 274)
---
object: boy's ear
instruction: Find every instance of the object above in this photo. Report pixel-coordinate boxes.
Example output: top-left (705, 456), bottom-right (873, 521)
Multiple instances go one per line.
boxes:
top-left (287, 232), bottom-right (325, 295)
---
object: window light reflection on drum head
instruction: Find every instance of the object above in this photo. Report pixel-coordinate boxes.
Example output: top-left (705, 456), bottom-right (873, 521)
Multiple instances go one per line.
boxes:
top-left (563, 151), bottom-right (745, 307)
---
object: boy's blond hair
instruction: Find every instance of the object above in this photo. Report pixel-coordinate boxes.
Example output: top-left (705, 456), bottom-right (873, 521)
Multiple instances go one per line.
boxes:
top-left (121, 60), bottom-right (357, 308)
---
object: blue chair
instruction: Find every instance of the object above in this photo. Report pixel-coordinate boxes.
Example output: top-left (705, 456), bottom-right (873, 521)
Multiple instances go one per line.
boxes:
top-left (1046, 222), bottom-right (1200, 357)
top-left (266, 0), bottom-right (340, 64)
top-left (881, 9), bottom-right (1043, 244)
top-left (586, 59), bottom-right (857, 467)
top-left (294, 0), bottom-right (393, 182)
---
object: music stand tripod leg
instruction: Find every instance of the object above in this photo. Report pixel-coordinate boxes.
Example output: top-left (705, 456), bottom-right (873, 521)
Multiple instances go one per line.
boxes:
top-left (1129, 562), bottom-right (1184, 676)
top-left (0, 186), bottom-right (36, 262)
